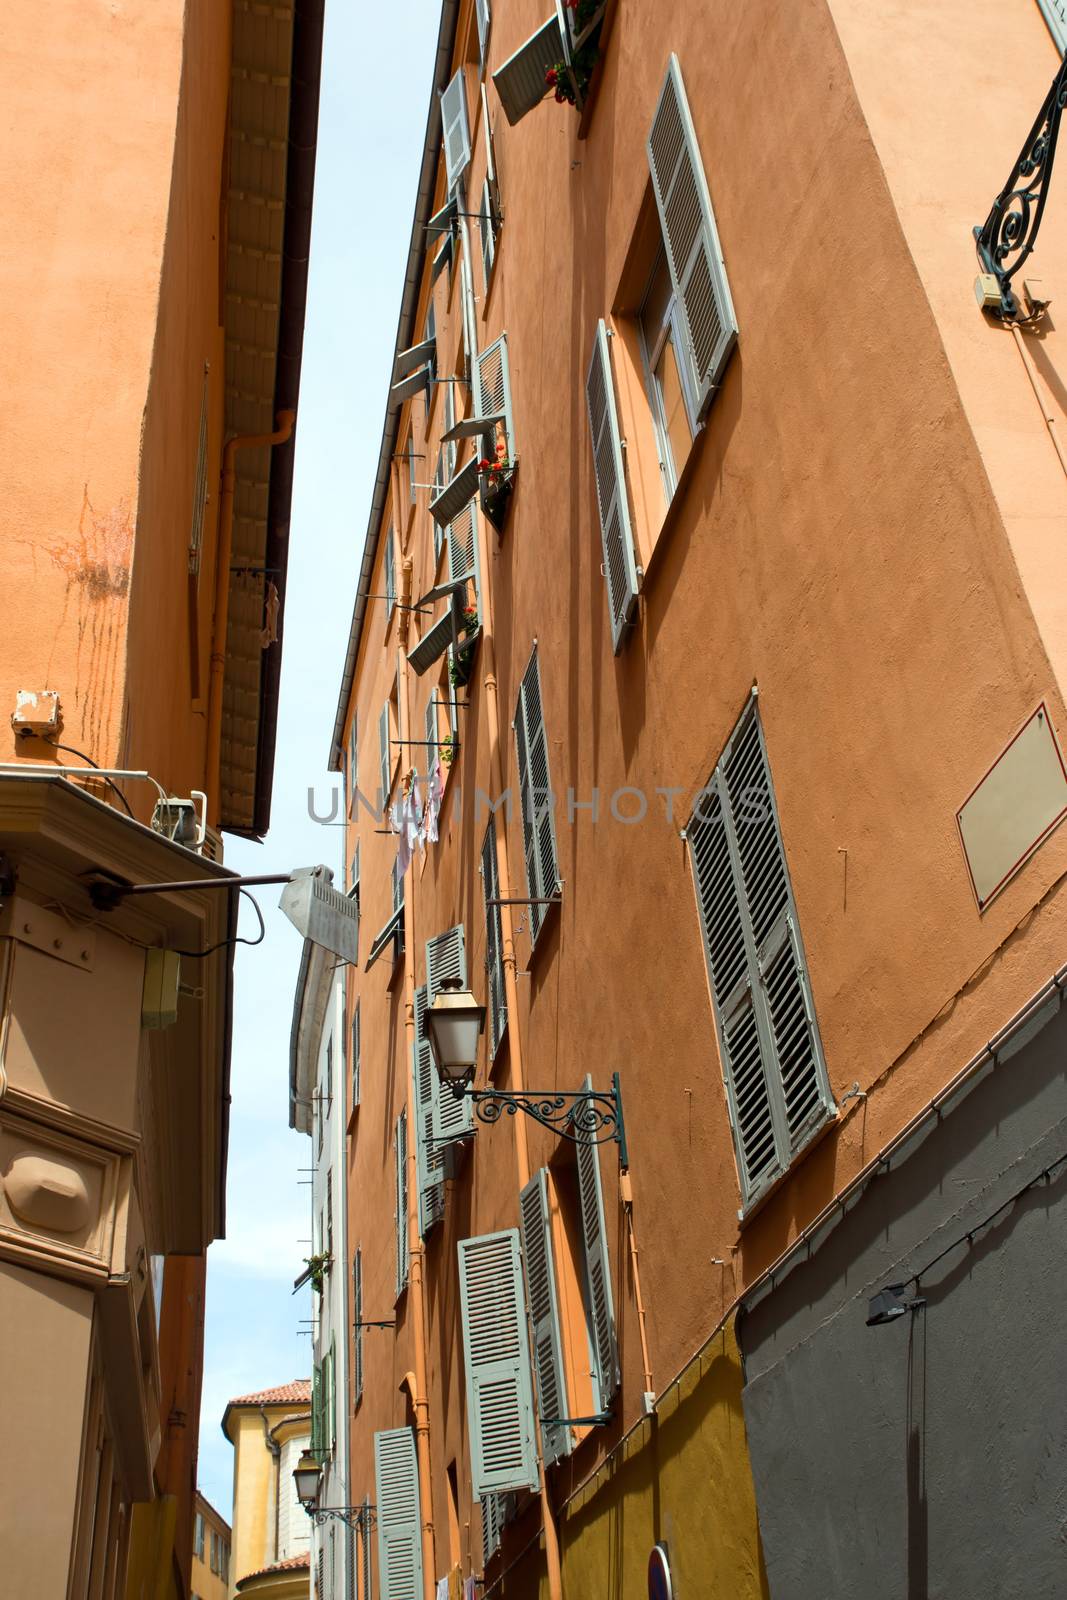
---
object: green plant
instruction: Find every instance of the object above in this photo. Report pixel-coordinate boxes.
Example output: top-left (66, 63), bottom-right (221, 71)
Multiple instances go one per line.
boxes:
top-left (440, 734), bottom-right (457, 766)
top-left (303, 1252), bottom-right (332, 1294)
top-left (544, 0), bottom-right (602, 105)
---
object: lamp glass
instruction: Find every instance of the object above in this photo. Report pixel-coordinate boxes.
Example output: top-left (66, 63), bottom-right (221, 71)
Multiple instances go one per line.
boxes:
top-left (293, 1450), bottom-right (322, 1508)
top-left (426, 984), bottom-right (485, 1080)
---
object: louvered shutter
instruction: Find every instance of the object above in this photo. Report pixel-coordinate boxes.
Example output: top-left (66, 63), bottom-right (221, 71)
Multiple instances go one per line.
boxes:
top-left (449, 500), bottom-right (480, 611)
top-left (687, 703), bottom-right (832, 1207)
top-left (317, 1544), bottom-right (324, 1600)
top-left (361, 1497), bottom-right (372, 1600)
top-left (480, 1494), bottom-right (502, 1568)
top-left (514, 648), bottom-right (558, 942)
top-left (351, 1002), bottom-right (361, 1109)
top-left (459, 245), bottom-right (478, 384)
top-left (395, 1110), bottom-right (409, 1296)
top-left (475, 0), bottom-right (491, 68)
top-left (1039, 0), bottom-right (1067, 53)
top-left (414, 985), bottom-right (446, 1233)
top-left (442, 69), bottom-right (472, 193)
top-left (430, 455), bottom-right (480, 528)
top-left (352, 1247), bottom-right (363, 1404)
top-left (427, 925), bottom-right (475, 1144)
top-left (519, 1170), bottom-right (570, 1463)
top-left (443, 382), bottom-right (456, 479)
top-left (379, 704), bottom-right (390, 809)
top-left (474, 334), bottom-right (514, 458)
top-left (425, 695), bottom-right (438, 780)
top-left (479, 179), bottom-right (496, 291)
top-left (586, 320), bottom-right (639, 651)
top-left (384, 530), bottom-right (396, 615)
top-left (408, 610), bottom-right (454, 677)
top-left (492, 16), bottom-right (563, 125)
top-left (374, 1428), bottom-right (423, 1600)
top-left (647, 56), bottom-right (738, 419)
top-left (458, 1230), bottom-right (539, 1496)
top-left (574, 1076), bottom-right (619, 1407)
top-left (311, 1361), bottom-right (324, 1456)
top-left (347, 717), bottom-right (358, 813)
top-left (326, 1339), bottom-right (337, 1451)
top-left (480, 822), bottom-right (507, 1054)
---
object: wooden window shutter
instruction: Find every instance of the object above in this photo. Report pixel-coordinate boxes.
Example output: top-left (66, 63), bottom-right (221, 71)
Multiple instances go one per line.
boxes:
top-left (413, 985), bottom-right (446, 1233)
top-left (326, 1339), bottom-right (336, 1451)
top-left (441, 69), bottom-right (472, 193)
top-left (474, 333), bottom-right (515, 458)
top-left (647, 55), bottom-right (738, 420)
top-left (1038, 0), bottom-right (1067, 54)
top-left (492, 16), bottom-right (564, 125)
top-left (519, 1169), bottom-right (571, 1463)
top-left (575, 1075), bottom-right (620, 1406)
top-left (480, 822), bottom-right (507, 1054)
top-left (384, 528), bottom-right (396, 616)
top-left (408, 610), bottom-right (454, 677)
top-left (586, 320), bottom-right (640, 652)
top-left (352, 1246), bottom-right (364, 1404)
top-left (686, 701), bottom-right (833, 1207)
top-left (347, 716), bottom-right (358, 814)
top-left (317, 1544), bottom-right (324, 1600)
top-left (514, 647), bottom-right (559, 941)
top-left (311, 1361), bottom-right (323, 1455)
top-left (443, 382), bottom-right (457, 479)
top-left (475, 0), bottom-right (491, 70)
top-left (378, 703), bottom-right (390, 809)
top-left (351, 1001), bottom-right (361, 1109)
top-left (394, 1110), bottom-right (409, 1296)
top-left (479, 178), bottom-right (496, 291)
top-left (374, 1428), bottom-right (423, 1600)
top-left (457, 1229), bottom-right (540, 1497)
top-left (427, 925), bottom-right (475, 1144)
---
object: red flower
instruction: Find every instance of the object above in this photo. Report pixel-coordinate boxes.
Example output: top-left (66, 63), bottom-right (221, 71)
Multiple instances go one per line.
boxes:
top-left (554, 88), bottom-right (565, 102)
top-left (545, 67), bottom-right (557, 85)
top-left (477, 458), bottom-right (492, 471)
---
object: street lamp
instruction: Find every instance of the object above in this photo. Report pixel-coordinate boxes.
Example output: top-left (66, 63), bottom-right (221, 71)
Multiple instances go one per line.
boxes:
top-left (426, 978), bottom-right (627, 1156)
top-left (292, 1452), bottom-right (375, 1531)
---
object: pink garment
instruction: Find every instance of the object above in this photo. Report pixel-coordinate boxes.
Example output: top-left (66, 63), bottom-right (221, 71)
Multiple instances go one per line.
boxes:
top-left (423, 757), bottom-right (444, 845)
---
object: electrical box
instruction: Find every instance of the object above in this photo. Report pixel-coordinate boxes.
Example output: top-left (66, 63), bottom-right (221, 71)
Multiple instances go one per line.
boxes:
top-left (974, 273), bottom-right (1001, 311)
top-left (142, 949), bottom-right (181, 1030)
top-left (11, 689), bottom-right (61, 736)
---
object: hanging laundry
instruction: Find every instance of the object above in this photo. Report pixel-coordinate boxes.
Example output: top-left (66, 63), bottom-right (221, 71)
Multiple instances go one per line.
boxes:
top-left (392, 769), bottom-right (423, 877)
top-left (423, 755), bottom-right (444, 845)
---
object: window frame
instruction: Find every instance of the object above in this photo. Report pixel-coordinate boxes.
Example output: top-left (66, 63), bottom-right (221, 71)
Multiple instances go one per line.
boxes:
top-left (637, 249), bottom-right (700, 502)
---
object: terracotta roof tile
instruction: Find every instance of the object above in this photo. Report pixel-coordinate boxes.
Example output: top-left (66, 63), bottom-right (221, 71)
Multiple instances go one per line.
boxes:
top-left (226, 1379), bottom-right (311, 1408)
top-left (237, 1552), bottom-right (311, 1587)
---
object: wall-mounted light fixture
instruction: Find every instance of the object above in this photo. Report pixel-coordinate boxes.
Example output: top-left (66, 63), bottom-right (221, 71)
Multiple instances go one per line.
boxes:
top-left (866, 1284), bottom-right (925, 1327)
top-left (293, 1451), bottom-right (375, 1530)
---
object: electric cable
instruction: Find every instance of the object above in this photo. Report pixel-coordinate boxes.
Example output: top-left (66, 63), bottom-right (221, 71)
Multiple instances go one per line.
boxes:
top-left (171, 888), bottom-right (266, 958)
top-left (904, 1148), bottom-right (1067, 1290)
top-left (33, 737), bottom-right (136, 818)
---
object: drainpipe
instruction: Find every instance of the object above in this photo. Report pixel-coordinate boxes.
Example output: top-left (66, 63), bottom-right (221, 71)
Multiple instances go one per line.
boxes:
top-left (396, 561), bottom-right (438, 1600)
top-left (205, 409), bottom-right (296, 826)
top-left (473, 514), bottom-right (565, 1600)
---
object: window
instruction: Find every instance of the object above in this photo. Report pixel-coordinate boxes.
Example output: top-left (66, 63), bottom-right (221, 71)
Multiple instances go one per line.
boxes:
top-left (346, 715), bottom-right (358, 815)
top-left (351, 1001), bottom-right (361, 1110)
top-left (457, 1230), bottom-right (539, 1497)
top-left (479, 178), bottom-right (498, 292)
top-left (441, 69), bottom-right (472, 194)
top-left (379, 681), bottom-right (399, 810)
top-left (474, 0), bottom-right (491, 74)
top-left (374, 1430), bottom-right (423, 1599)
top-left (474, 332), bottom-right (515, 464)
top-left (425, 300), bottom-right (438, 385)
top-left (384, 525), bottom-right (396, 618)
top-left (194, 1513), bottom-right (205, 1561)
top-left (221, 1542), bottom-right (229, 1584)
top-left (686, 700), bottom-right (834, 1208)
top-left (481, 822), bottom-right (507, 1054)
top-left (326, 1037), bottom-right (333, 1115)
top-left (426, 925), bottom-right (475, 1145)
top-left (639, 247), bottom-right (698, 499)
top-left (513, 646), bottom-right (559, 943)
top-left (348, 841), bottom-right (360, 903)
top-left (413, 985), bottom-right (446, 1235)
top-left (188, 365), bottom-right (210, 582)
top-left (406, 428), bottom-right (418, 506)
top-left (326, 1169), bottom-right (333, 1259)
top-left (352, 1246), bottom-right (364, 1404)
top-left (395, 1109), bottom-right (409, 1296)
top-left (1038, 0), bottom-right (1067, 52)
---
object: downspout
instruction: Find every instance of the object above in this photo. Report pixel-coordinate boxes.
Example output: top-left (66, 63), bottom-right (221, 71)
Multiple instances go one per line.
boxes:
top-left (397, 561), bottom-right (438, 1600)
top-left (205, 409), bottom-right (296, 826)
top-left (473, 514), bottom-right (565, 1600)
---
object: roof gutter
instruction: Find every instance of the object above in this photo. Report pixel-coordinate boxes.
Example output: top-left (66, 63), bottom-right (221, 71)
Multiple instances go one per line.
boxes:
top-left (328, 0), bottom-right (460, 770)
top-left (245, 0), bottom-right (326, 838)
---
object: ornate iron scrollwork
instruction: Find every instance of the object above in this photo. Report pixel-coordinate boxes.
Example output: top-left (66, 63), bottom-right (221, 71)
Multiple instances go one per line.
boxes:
top-left (975, 54), bottom-right (1067, 321)
top-left (459, 1071), bottom-right (627, 1155)
top-left (306, 1503), bottom-right (376, 1531)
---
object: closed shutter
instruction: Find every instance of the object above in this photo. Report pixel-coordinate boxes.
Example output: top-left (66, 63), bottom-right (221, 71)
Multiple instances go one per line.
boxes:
top-left (374, 1428), bottom-right (423, 1600)
top-left (311, 1361), bottom-right (323, 1456)
top-left (379, 704), bottom-right (390, 809)
top-left (427, 925), bottom-right (475, 1144)
top-left (395, 1110), bottom-right (409, 1296)
top-left (414, 985), bottom-right (446, 1233)
top-left (441, 69), bottom-right (472, 193)
top-left (474, 333), bottom-right (515, 458)
top-left (480, 822), bottom-right (507, 1054)
top-left (384, 529), bottom-right (396, 615)
top-left (514, 648), bottom-right (559, 942)
top-left (326, 1339), bottom-right (336, 1451)
top-left (647, 55), bottom-right (738, 419)
top-left (686, 702), bottom-right (833, 1207)
top-left (519, 1170), bottom-right (570, 1463)
top-left (574, 1076), bottom-right (620, 1407)
top-left (352, 1247), bottom-right (363, 1404)
top-left (317, 1544), bottom-right (325, 1600)
top-left (492, 15), bottom-right (563, 125)
top-left (351, 1002), bottom-right (361, 1109)
top-left (586, 320), bottom-right (639, 652)
top-left (475, 0), bottom-right (491, 69)
top-left (457, 1230), bottom-right (539, 1497)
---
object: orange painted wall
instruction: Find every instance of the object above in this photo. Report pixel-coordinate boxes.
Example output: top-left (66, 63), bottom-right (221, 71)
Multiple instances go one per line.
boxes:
top-left (342, 0), bottom-right (1067, 1587)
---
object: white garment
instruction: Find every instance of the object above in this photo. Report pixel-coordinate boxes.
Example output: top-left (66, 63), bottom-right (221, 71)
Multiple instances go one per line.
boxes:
top-left (392, 776), bottom-right (423, 877)
top-left (423, 758), bottom-right (444, 845)
top-left (436, 1580), bottom-right (449, 1600)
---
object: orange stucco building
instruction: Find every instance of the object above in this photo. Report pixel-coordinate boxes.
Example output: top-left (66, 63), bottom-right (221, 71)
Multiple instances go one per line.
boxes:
top-left (328, 0), bottom-right (1067, 1596)
top-left (0, 4), bottom-right (321, 1597)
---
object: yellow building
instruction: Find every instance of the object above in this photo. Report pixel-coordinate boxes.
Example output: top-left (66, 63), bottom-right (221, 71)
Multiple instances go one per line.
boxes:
top-left (223, 1381), bottom-right (312, 1598)
top-left (191, 1491), bottom-right (231, 1600)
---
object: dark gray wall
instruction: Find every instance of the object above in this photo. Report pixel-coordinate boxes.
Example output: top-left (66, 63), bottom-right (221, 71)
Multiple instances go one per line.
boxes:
top-left (740, 994), bottom-right (1067, 1600)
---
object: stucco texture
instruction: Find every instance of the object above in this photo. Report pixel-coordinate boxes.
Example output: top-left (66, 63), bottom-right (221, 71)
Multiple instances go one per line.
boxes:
top-left (740, 993), bottom-right (1067, 1598)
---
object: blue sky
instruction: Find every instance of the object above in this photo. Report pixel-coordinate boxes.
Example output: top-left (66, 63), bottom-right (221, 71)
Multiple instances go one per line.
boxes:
top-left (196, 0), bottom-right (442, 1515)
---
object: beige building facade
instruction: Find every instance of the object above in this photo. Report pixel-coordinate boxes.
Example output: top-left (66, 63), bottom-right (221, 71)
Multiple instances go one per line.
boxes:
top-left (192, 1491), bottom-right (232, 1600)
top-left (223, 1381), bottom-right (313, 1598)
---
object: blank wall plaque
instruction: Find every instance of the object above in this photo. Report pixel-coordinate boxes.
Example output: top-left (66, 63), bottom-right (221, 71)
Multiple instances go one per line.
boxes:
top-left (957, 702), bottom-right (1067, 909)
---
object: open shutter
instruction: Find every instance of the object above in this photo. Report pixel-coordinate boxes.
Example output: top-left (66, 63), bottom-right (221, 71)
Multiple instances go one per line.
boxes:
top-left (394, 1110), bottom-right (409, 1296)
top-left (448, 500), bottom-right (480, 610)
top-left (408, 610), bottom-right (454, 677)
top-left (414, 985), bottom-right (446, 1233)
top-left (430, 454), bottom-right (480, 527)
top-left (480, 822), bottom-right (507, 1054)
top-left (352, 1247), bottom-right (363, 1404)
top-left (428, 925), bottom-right (475, 1144)
top-left (379, 704), bottom-right (390, 807)
top-left (492, 15), bottom-right (563, 125)
top-left (475, 0), bottom-right (491, 69)
top-left (374, 1428), bottom-right (423, 1600)
top-left (474, 333), bottom-right (515, 458)
top-left (575, 1076), bottom-right (619, 1407)
top-left (647, 55), bottom-right (738, 419)
top-left (514, 648), bottom-right (558, 942)
top-left (326, 1340), bottom-right (336, 1451)
top-left (481, 1494), bottom-right (502, 1569)
top-left (458, 1230), bottom-right (540, 1497)
top-left (442, 69), bottom-right (472, 193)
top-left (311, 1362), bottom-right (323, 1456)
top-left (384, 529), bottom-right (396, 615)
top-left (1038, 0), bottom-right (1067, 53)
top-left (351, 1002), bottom-right (361, 1109)
top-left (390, 366), bottom-right (430, 407)
top-left (479, 179), bottom-right (497, 291)
top-left (519, 1170), bottom-right (570, 1463)
top-left (586, 320), bottom-right (639, 651)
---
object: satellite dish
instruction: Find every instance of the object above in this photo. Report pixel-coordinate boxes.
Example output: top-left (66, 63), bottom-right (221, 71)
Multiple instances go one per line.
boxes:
top-left (278, 865), bottom-right (358, 964)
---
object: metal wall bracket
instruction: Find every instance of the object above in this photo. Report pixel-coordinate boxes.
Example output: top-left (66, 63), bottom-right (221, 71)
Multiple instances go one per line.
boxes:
top-left (450, 1070), bottom-right (628, 1159)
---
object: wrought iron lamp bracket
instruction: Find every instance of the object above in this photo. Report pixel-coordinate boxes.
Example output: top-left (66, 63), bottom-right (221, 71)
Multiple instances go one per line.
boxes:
top-left (304, 1503), bottom-right (377, 1531)
top-left (448, 1070), bottom-right (628, 1161)
top-left (974, 52), bottom-right (1067, 320)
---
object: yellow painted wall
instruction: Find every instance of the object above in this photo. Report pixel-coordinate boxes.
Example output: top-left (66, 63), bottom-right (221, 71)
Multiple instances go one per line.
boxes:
top-left (228, 1411), bottom-right (276, 1591)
